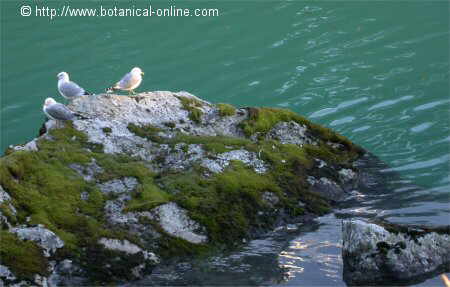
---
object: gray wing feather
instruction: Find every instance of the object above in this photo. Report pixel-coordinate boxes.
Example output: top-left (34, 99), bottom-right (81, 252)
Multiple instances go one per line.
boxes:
top-left (59, 81), bottom-right (85, 98)
top-left (117, 72), bottom-right (139, 89)
top-left (46, 104), bottom-right (75, 120)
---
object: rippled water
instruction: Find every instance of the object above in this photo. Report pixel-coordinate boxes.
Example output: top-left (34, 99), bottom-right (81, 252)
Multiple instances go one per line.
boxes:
top-left (1, 0), bottom-right (449, 285)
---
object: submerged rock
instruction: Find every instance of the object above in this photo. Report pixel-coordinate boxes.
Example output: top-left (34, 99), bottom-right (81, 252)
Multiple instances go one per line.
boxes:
top-left (342, 219), bottom-right (450, 286)
top-left (0, 91), bottom-right (368, 285)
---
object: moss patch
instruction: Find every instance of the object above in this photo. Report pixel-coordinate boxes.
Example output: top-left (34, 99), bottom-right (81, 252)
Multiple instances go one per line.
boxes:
top-left (217, 103), bottom-right (236, 117)
top-left (102, 127), bottom-right (112, 135)
top-left (176, 96), bottom-right (204, 123)
top-left (0, 231), bottom-right (50, 281)
top-left (127, 123), bottom-right (164, 143)
top-left (0, 124), bottom-right (160, 282)
top-left (238, 107), bottom-right (364, 157)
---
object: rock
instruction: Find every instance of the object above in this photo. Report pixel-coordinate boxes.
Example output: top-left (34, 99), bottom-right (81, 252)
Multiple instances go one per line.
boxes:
top-left (262, 192), bottom-right (280, 207)
top-left (265, 121), bottom-right (315, 146)
top-left (149, 202), bottom-right (207, 244)
top-left (98, 177), bottom-right (138, 195)
top-left (0, 91), bottom-right (370, 284)
top-left (98, 238), bottom-right (159, 263)
top-left (342, 219), bottom-right (450, 285)
top-left (201, 149), bottom-right (268, 174)
top-left (0, 265), bottom-right (16, 281)
top-left (69, 158), bottom-right (103, 182)
top-left (10, 139), bottom-right (38, 152)
top-left (308, 176), bottom-right (346, 202)
top-left (11, 225), bottom-right (64, 257)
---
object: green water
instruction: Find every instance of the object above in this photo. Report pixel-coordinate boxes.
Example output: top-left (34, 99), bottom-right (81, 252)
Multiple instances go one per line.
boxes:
top-left (1, 0), bottom-right (449, 284)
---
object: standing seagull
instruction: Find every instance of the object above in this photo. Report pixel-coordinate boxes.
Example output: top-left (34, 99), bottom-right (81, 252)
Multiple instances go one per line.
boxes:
top-left (57, 72), bottom-right (90, 100)
top-left (43, 98), bottom-right (78, 128)
top-left (106, 67), bottom-right (144, 95)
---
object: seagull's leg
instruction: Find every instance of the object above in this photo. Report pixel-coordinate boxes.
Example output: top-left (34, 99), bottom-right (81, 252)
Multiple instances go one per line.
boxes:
top-left (131, 90), bottom-right (137, 95)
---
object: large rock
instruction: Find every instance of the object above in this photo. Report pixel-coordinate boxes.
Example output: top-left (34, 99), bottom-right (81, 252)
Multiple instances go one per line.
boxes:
top-left (0, 91), bottom-right (367, 285)
top-left (342, 219), bottom-right (450, 285)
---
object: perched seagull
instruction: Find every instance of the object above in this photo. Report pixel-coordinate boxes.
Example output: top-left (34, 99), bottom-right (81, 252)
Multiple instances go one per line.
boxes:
top-left (42, 97), bottom-right (80, 128)
top-left (106, 67), bottom-right (144, 95)
top-left (57, 72), bottom-right (90, 100)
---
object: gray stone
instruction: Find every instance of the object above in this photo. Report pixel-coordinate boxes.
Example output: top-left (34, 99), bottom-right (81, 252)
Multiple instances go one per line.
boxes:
top-left (342, 219), bottom-right (450, 285)
top-left (262, 192), bottom-right (279, 207)
top-left (69, 158), bottom-right (103, 182)
top-left (98, 238), bottom-right (159, 263)
top-left (149, 202), bottom-right (207, 244)
top-left (98, 177), bottom-right (138, 195)
top-left (11, 139), bottom-right (38, 152)
top-left (11, 225), bottom-right (64, 257)
top-left (0, 265), bottom-right (16, 281)
top-left (201, 149), bottom-right (268, 174)
top-left (308, 177), bottom-right (345, 201)
top-left (266, 121), bottom-right (316, 146)
top-left (339, 168), bottom-right (356, 182)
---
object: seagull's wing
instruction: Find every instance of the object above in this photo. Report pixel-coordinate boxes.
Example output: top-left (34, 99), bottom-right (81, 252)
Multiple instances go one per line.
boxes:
top-left (46, 103), bottom-right (75, 120)
top-left (116, 72), bottom-right (140, 89)
top-left (59, 81), bottom-right (86, 98)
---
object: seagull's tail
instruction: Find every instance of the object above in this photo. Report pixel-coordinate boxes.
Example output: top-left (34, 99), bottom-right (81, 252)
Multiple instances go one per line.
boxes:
top-left (105, 85), bottom-right (118, 93)
top-left (84, 90), bottom-right (92, 96)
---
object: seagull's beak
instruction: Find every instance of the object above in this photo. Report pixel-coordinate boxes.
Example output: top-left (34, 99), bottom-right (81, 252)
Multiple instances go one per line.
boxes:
top-left (141, 72), bottom-right (145, 76)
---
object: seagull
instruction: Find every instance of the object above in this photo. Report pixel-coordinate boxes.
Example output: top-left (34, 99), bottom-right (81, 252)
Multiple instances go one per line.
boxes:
top-left (57, 72), bottom-right (90, 100)
top-left (106, 67), bottom-right (144, 95)
top-left (42, 98), bottom-right (79, 128)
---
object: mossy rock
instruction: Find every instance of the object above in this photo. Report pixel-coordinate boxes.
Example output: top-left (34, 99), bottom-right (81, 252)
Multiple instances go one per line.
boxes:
top-left (0, 93), bottom-right (369, 284)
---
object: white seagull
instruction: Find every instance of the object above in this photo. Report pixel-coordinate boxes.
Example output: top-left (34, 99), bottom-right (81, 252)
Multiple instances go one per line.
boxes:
top-left (57, 72), bottom-right (90, 100)
top-left (43, 98), bottom-right (78, 128)
top-left (106, 67), bottom-right (144, 95)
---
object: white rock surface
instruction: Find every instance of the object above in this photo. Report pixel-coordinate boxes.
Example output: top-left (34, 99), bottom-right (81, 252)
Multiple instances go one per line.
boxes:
top-left (11, 225), bottom-right (64, 257)
top-left (342, 219), bottom-right (450, 285)
top-left (149, 202), bottom-right (207, 244)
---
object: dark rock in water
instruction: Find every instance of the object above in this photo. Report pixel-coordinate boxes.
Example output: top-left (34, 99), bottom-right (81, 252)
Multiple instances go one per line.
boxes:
top-left (0, 91), bottom-right (372, 285)
top-left (342, 219), bottom-right (450, 286)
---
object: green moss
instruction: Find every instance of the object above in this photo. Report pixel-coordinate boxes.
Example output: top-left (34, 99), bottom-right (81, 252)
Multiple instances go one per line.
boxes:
top-left (176, 96), bottom-right (204, 124)
top-left (238, 107), bottom-right (364, 157)
top-left (102, 127), bottom-right (112, 135)
top-left (0, 231), bottom-right (49, 281)
top-left (124, 183), bottom-right (171, 212)
top-left (127, 123), bottom-right (164, 143)
top-left (217, 103), bottom-right (236, 117)
top-left (0, 203), bottom-right (17, 226)
top-left (158, 163), bottom-right (283, 244)
top-left (171, 134), bottom-right (257, 154)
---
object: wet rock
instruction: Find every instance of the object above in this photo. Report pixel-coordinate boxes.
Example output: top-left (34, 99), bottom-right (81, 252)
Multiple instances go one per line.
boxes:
top-left (342, 219), bottom-right (450, 285)
top-left (11, 225), bottom-right (64, 257)
top-left (262, 192), bottom-right (279, 208)
top-left (308, 176), bottom-right (346, 201)
top-left (339, 168), bottom-right (357, 182)
top-left (149, 202), bottom-right (207, 244)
